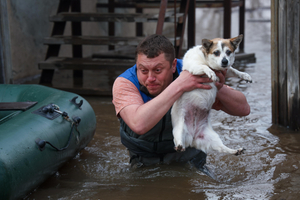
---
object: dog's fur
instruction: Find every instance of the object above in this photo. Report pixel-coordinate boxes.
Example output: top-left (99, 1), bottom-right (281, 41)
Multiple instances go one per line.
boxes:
top-left (171, 34), bottom-right (252, 155)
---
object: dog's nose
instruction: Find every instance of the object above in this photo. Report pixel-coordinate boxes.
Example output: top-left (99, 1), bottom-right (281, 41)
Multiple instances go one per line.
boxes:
top-left (222, 58), bottom-right (228, 67)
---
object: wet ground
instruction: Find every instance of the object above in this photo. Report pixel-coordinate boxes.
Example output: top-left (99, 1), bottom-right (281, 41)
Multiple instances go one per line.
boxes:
top-left (26, 3), bottom-right (300, 200)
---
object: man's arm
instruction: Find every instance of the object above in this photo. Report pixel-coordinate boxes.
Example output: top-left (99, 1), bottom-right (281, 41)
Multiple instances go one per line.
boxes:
top-left (119, 71), bottom-right (212, 135)
top-left (212, 70), bottom-right (250, 116)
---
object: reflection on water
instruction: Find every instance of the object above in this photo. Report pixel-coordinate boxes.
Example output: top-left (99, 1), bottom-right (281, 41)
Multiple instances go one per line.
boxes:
top-left (26, 2), bottom-right (300, 200)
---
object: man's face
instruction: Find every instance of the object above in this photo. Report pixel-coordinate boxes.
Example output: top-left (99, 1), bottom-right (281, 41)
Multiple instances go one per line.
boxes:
top-left (136, 53), bottom-right (176, 96)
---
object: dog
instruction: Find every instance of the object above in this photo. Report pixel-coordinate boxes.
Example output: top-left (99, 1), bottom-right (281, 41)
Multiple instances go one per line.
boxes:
top-left (171, 34), bottom-right (252, 156)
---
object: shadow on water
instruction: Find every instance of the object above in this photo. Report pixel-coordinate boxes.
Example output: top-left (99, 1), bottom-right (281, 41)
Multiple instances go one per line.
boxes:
top-left (26, 2), bottom-right (300, 200)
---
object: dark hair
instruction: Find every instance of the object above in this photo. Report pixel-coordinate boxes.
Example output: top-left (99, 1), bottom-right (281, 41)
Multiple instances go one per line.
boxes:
top-left (135, 34), bottom-right (175, 65)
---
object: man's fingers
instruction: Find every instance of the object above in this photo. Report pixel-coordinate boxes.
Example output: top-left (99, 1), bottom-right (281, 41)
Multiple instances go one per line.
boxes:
top-left (215, 71), bottom-right (225, 84)
top-left (199, 84), bottom-right (212, 90)
top-left (197, 77), bottom-right (213, 83)
top-left (215, 81), bottom-right (224, 90)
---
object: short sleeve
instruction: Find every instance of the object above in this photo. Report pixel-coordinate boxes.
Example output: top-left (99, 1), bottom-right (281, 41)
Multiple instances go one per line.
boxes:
top-left (112, 77), bottom-right (144, 116)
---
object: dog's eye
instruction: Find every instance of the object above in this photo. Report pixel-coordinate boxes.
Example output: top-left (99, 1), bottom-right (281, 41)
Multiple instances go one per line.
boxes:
top-left (226, 50), bottom-right (232, 56)
top-left (213, 51), bottom-right (220, 56)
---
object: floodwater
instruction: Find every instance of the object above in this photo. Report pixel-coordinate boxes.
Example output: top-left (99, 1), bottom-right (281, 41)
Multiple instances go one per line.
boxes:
top-left (26, 2), bottom-right (300, 200)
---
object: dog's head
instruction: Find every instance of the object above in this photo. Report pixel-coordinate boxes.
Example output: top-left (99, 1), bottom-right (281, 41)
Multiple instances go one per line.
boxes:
top-left (200, 34), bottom-right (243, 71)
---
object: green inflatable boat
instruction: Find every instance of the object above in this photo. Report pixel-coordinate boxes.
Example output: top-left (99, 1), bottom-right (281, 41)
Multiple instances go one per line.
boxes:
top-left (0, 84), bottom-right (96, 200)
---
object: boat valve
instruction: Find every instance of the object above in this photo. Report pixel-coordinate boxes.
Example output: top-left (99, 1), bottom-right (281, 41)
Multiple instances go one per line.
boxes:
top-left (42, 104), bottom-right (70, 118)
top-left (42, 105), bottom-right (55, 113)
top-left (35, 138), bottom-right (46, 151)
top-left (72, 116), bottom-right (81, 126)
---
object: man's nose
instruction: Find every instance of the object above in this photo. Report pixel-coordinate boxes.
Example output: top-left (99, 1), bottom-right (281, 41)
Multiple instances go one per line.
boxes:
top-left (147, 73), bottom-right (156, 82)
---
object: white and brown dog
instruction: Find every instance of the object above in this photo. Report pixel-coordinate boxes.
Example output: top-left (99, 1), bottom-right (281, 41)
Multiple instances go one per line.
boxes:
top-left (171, 34), bottom-right (252, 156)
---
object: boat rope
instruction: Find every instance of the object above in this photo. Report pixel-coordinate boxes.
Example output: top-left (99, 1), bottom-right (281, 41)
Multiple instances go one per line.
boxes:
top-left (36, 123), bottom-right (76, 151)
top-left (35, 104), bottom-right (81, 151)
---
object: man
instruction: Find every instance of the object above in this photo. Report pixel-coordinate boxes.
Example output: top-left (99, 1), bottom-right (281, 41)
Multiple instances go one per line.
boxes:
top-left (112, 34), bottom-right (250, 173)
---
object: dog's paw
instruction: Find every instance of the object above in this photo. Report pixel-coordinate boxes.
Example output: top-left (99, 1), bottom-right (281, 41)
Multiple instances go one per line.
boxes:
top-left (235, 148), bottom-right (246, 156)
top-left (174, 145), bottom-right (186, 152)
top-left (240, 73), bottom-right (252, 83)
top-left (204, 68), bottom-right (218, 82)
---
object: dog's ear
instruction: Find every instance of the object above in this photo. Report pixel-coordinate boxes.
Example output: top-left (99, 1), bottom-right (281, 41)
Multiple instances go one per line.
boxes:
top-left (230, 34), bottom-right (243, 50)
top-left (202, 39), bottom-right (213, 51)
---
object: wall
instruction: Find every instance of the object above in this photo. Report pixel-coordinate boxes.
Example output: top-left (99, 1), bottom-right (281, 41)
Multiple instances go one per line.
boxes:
top-left (0, 0), bottom-right (59, 83)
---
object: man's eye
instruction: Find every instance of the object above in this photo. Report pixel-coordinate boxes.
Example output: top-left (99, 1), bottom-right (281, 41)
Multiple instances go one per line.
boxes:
top-left (226, 50), bottom-right (232, 56)
top-left (213, 51), bottom-right (220, 56)
top-left (156, 68), bottom-right (161, 73)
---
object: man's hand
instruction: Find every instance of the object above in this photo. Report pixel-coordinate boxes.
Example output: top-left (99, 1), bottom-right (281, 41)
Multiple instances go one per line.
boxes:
top-left (214, 69), bottom-right (227, 90)
top-left (178, 70), bottom-right (213, 92)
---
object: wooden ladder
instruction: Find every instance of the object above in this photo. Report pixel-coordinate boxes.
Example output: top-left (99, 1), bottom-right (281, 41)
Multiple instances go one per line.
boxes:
top-left (38, 0), bottom-right (255, 95)
top-left (38, 0), bottom-right (191, 95)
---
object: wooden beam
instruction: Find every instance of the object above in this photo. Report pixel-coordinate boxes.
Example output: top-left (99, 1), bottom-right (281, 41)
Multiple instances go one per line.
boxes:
top-left (71, 0), bottom-right (83, 87)
top-left (39, 0), bottom-right (72, 85)
top-left (286, 0), bottom-right (300, 130)
top-left (188, 0), bottom-right (195, 49)
top-left (239, 0), bottom-right (245, 52)
top-left (271, 0), bottom-right (279, 126)
top-left (156, 0), bottom-right (168, 34)
top-left (278, 0), bottom-right (288, 127)
top-left (223, 0), bottom-right (232, 39)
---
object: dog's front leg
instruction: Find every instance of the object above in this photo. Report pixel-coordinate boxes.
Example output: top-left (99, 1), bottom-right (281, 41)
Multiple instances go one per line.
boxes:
top-left (187, 64), bottom-right (218, 82)
top-left (227, 67), bottom-right (252, 82)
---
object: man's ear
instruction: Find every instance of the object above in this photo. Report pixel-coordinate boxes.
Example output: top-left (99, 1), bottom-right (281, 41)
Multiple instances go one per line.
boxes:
top-left (172, 58), bottom-right (177, 73)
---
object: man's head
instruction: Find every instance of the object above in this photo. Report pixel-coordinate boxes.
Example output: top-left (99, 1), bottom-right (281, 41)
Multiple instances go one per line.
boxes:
top-left (136, 34), bottom-right (175, 65)
top-left (135, 34), bottom-right (177, 96)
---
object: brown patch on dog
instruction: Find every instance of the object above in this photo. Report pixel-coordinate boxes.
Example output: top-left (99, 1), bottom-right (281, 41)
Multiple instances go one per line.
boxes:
top-left (200, 34), bottom-right (244, 56)
top-left (201, 38), bottom-right (220, 55)
top-left (230, 34), bottom-right (243, 50)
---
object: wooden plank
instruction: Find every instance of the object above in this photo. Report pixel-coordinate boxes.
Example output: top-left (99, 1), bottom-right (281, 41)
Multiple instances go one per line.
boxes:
top-left (38, 57), bottom-right (135, 70)
top-left (49, 12), bottom-right (183, 23)
top-left (44, 36), bottom-right (144, 46)
top-left (271, 0), bottom-right (279, 125)
top-left (278, 0), bottom-right (288, 126)
top-left (43, 35), bottom-right (181, 46)
top-left (234, 52), bottom-right (256, 64)
top-left (96, 1), bottom-right (243, 9)
top-left (287, 0), bottom-right (300, 130)
top-left (0, 102), bottom-right (38, 111)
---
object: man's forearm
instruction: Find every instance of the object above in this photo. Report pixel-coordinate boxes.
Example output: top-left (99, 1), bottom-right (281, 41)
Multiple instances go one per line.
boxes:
top-left (213, 85), bottom-right (250, 116)
top-left (120, 80), bottom-right (184, 135)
